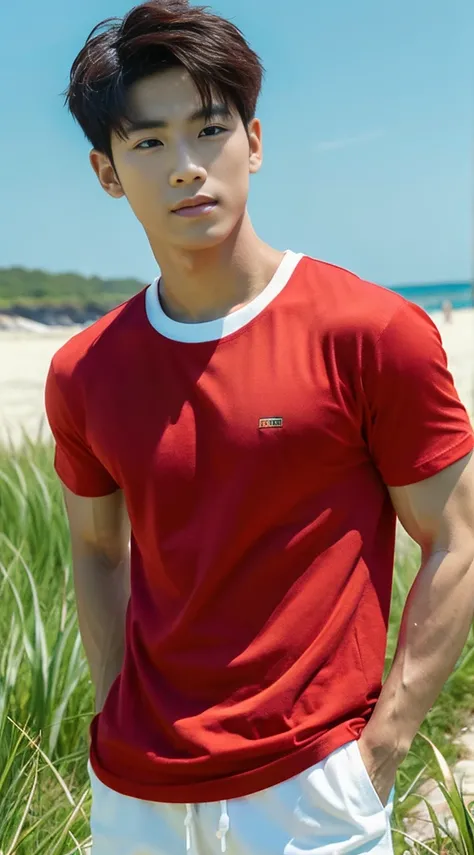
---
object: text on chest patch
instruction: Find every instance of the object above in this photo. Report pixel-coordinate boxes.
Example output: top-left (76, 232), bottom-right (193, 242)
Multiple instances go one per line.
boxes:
top-left (258, 417), bottom-right (284, 429)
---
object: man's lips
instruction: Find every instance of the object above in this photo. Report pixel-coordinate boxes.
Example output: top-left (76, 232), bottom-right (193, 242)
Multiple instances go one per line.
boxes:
top-left (172, 201), bottom-right (218, 218)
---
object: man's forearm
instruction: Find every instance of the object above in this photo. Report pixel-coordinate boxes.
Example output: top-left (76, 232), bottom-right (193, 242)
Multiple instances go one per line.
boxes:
top-left (72, 547), bottom-right (130, 712)
top-left (364, 543), bottom-right (474, 761)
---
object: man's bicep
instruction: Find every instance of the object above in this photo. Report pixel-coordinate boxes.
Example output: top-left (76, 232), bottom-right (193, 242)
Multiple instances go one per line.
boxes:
top-left (61, 482), bottom-right (130, 566)
top-left (388, 452), bottom-right (474, 553)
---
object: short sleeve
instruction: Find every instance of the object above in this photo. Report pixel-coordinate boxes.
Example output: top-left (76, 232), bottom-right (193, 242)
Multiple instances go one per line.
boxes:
top-left (45, 359), bottom-right (119, 497)
top-left (362, 301), bottom-right (474, 486)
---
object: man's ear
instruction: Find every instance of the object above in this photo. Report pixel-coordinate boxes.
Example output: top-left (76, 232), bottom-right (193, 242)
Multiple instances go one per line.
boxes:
top-left (248, 118), bottom-right (263, 175)
top-left (89, 150), bottom-right (125, 199)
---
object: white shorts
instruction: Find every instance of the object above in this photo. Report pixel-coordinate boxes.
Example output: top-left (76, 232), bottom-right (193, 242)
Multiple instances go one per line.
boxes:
top-left (88, 739), bottom-right (395, 855)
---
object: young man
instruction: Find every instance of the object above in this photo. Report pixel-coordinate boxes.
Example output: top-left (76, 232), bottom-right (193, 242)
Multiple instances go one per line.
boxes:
top-left (45, 1), bottom-right (474, 853)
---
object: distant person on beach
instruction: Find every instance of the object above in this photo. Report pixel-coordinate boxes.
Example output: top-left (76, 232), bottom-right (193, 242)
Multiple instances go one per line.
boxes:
top-left (443, 299), bottom-right (453, 323)
top-left (45, 2), bottom-right (474, 853)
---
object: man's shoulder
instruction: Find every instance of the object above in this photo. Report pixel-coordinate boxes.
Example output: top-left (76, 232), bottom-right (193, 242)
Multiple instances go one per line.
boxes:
top-left (297, 254), bottom-right (412, 338)
top-left (50, 289), bottom-right (147, 380)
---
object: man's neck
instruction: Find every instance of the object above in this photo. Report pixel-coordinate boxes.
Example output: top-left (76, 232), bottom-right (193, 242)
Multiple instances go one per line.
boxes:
top-left (151, 214), bottom-right (285, 324)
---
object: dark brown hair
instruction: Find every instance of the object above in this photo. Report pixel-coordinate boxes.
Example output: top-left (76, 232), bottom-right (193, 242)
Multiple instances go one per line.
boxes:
top-left (66, 0), bottom-right (264, 161)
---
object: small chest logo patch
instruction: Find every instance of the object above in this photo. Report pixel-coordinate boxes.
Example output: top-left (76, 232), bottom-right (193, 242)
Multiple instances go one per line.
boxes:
top-left (259, 417), bottom-right (284, 429)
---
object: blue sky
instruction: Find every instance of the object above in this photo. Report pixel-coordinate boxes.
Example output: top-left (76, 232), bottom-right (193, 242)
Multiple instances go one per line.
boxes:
top-left (0, 0), bottom-right (472, 286)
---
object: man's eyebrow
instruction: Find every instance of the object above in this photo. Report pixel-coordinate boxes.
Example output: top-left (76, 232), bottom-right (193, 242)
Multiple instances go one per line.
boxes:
top-left (123, 104), bottom-right (232, 134)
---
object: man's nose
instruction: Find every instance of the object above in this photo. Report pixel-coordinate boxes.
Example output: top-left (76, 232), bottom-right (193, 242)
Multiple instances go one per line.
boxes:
top-left (169, 150), bottom-right (207, 187)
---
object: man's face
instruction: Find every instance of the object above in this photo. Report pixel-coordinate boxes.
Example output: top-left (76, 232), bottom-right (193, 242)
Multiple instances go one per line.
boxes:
top-left (91, 67), bottom-right (262, 252)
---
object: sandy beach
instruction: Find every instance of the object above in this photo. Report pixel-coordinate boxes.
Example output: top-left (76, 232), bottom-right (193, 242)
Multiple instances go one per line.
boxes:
top-left (0, 309), bottom-right (473, 449)
top-left (0, 326), bottom-right (85, 448)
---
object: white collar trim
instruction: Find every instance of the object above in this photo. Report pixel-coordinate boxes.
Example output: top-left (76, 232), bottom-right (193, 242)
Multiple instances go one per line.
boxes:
top-left (145, 250), bottom-right (303, 343)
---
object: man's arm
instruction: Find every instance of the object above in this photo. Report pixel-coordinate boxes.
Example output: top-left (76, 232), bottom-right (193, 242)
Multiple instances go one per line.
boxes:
top-left (359, 451), bottom-right (474, 805)
top-left (61, 483), bottom-right (131, 713)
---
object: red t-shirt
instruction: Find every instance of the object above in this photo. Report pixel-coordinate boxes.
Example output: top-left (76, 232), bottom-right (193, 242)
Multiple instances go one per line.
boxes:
top-left (45, 251), bottom-right (473, 803)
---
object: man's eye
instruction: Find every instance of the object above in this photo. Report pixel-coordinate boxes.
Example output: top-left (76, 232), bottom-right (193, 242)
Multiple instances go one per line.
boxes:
top-left (199, 125), bottom-right (227, 138)
top-left (135, 139), bottom-right (163, 150)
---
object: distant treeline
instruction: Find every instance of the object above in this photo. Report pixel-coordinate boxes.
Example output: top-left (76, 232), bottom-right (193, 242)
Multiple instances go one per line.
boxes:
top-left (0, 267), bottom-right (146, 311)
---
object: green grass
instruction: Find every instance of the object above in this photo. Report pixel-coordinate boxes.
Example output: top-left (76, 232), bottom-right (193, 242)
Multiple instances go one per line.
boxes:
top-left (1, 439), bottom-right (474, 853)
top-left (0, 439), bottom-right (92, 854)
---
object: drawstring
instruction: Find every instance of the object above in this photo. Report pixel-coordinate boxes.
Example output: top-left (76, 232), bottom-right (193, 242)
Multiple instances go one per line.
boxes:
top-left (216, 799), bottom-right (230, 852)
top-left (184, 800), bottom-right (230, 854)
top-left (184, 804), bottom-right (194, 853)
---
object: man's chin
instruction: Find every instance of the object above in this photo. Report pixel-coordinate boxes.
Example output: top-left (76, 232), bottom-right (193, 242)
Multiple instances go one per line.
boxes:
top-left (170, 225), bottom-right (234, 252)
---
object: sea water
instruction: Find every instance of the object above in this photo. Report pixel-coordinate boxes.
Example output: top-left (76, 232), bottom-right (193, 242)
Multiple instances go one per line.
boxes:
top-left (390, 281), bottom-right (473, 312)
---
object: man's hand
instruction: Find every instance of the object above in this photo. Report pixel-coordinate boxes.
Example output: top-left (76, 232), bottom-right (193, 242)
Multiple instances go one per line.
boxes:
top-left (357, 729), bottom-right (407, 807)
